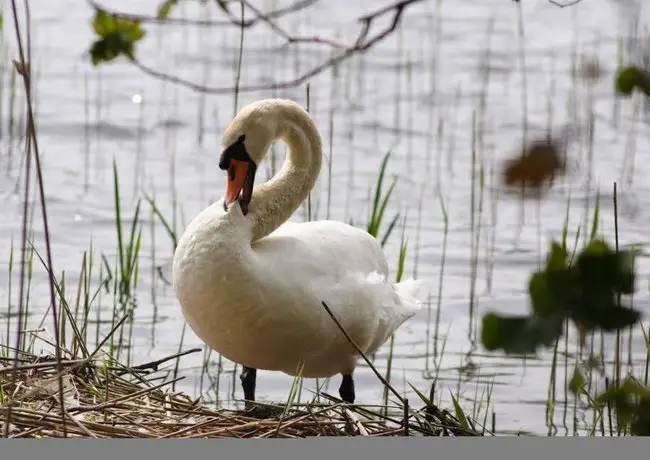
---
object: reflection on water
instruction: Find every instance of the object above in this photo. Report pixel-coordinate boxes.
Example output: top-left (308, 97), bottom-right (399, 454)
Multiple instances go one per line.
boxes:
top-left (1, 0), bottom-right (650, 435)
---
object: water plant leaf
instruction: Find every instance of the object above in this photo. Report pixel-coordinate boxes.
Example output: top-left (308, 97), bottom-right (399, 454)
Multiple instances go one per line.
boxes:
top-left (157, 0), bottom-right (178, 19)
top-left (572, 305), bottom-right (641, 334)
top-left (594, 377), bottom-right (650, 406)
top-left (528, 272), bottom-right (557, 318)
top-left (408, 382), bottom-right (431, 406)
top-left (630, 415), bottom-right (650, 436)
top-left (367, 151), bottom-right (399, 247)
top-left (616, 66), bottom-right (650, 97)
top-left (449, 392), bottom-right (472, 433)
top-left (629, 399), bottom-right (650, 436)
top-left (614, 249), bottom-right (636, 295)
top-left (569, 366), bottom-right (586, 395)
top-left (593, 377), bottom-right (650, 434)
top-left (482, 234), bottom-right (642, 360)
top-left (480, 313), bottom-right (564, 355)
top-left (546, 242), bottom-right (568, 271)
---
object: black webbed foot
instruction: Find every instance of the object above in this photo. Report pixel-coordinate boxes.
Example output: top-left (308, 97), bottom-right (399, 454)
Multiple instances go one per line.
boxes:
top-left (339, 374), bottom-right (355, 404)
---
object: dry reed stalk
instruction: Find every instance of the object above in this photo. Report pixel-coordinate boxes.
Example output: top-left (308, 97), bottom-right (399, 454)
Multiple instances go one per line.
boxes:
top-left (1, 344), bottom-right (481, 438)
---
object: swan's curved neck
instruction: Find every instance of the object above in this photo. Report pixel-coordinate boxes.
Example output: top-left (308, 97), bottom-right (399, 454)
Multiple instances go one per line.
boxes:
top-left (248, 107), bottom-right (322, 242)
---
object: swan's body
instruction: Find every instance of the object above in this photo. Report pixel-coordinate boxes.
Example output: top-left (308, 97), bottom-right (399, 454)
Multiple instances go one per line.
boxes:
top-left (172, 99), bottom-right (423, 404)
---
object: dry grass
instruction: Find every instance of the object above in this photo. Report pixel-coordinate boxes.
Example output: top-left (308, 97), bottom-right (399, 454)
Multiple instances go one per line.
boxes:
top-left (0, 346), bottom-right (482, 438)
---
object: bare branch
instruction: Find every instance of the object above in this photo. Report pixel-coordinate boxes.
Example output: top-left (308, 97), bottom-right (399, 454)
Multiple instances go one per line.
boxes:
top-left (104, 0), bottom-right (425, 94)
top-left (87, 0), bottom-right (320, 28)
top-left (548, 0), bottom-right (584, 7)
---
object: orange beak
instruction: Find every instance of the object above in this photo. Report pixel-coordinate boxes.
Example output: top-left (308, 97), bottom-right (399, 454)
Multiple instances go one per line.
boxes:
top-left (224, 159), bottom-right (250, 207)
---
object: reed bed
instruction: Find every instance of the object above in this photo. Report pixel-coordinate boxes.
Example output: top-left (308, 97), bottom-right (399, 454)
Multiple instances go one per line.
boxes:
top-left (0, 345), bottom-right (481, 438)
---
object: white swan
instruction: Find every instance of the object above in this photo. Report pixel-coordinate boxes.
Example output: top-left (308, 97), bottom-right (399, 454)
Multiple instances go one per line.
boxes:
top-left (172, 98), bottom-right (423, 406)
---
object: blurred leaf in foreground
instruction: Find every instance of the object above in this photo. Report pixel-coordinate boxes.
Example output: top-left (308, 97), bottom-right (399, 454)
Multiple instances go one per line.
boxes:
top-left (616, 66), bottom-right (650, 97)
top-left (569, 366), bottom-right (586, 395)
top-left (89, 10), bottom-right (146, 66)
top-left (481, 312), bottom-right (564, 355)
top-left (481, 238), bottom-right (642, 356)
top-left (594, 377), bottom-right (650, 435)
top-left (501, 136), bottom-right (567, 195)
top-left (157, 0), bottom-right (178, 19)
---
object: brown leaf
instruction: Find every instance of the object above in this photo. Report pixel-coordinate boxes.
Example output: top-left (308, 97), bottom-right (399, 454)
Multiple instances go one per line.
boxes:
top-left (12, 59), bottom-right (30, 78)
top-left (502, 137), bottom-right (567, 193)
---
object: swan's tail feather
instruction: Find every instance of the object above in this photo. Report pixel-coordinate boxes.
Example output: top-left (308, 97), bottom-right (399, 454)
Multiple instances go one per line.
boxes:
top-left (360, 276), bottom-right (425, 356)
top-left (395, 277), bottom-right (424, 316)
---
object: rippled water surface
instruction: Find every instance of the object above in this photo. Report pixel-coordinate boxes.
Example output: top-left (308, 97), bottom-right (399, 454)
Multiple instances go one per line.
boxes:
top-left (2, 0), bottom-right (650, 435)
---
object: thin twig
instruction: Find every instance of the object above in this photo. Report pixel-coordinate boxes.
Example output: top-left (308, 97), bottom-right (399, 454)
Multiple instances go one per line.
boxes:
top-left (319, 301), bottom-right (407, 407)
top-left (87, 0), bottom-right (319, 28)
top-left (0, 359), bottom-right (88, 375)
top-left (53, 396), bottom-right (99, 439)
top-left (93, 0), bottom-right (424, 94)
top-left (6, 0), bottom-right (67, 437)
top-left (129, 348), bottom-right (202, 372)
top-left (548, 0), bottom-right (584, 7)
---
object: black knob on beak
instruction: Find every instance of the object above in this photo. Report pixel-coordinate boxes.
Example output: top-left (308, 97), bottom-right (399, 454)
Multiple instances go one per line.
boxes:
top-left (218, 153), bottom-right (230, 170)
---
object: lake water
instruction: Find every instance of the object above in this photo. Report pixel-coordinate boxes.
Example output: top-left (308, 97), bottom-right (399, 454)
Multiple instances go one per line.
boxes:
top-left (2, 0), bottom-right (650, 436)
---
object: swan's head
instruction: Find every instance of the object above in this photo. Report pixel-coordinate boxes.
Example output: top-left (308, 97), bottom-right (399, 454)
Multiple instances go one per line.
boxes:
top-left (218, 101), bottom-right (278, 216)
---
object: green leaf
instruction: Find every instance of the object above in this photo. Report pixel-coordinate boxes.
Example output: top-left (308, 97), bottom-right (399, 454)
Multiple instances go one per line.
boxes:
top-left (408, 382), bottom-right (431, 406)
top-left (586, 305), bottom-right (642, 332)
top-left (630, 417), bottom-right (650, 436)
top-left (582, 238), bottom-right (611, 257)
top-left (89, 11), bottom-right (146, 66)
top-left (593, 377), bottom-right (650, 433)
top-left (216, 0), bottom-right (229, 13)
top-left (449, 392), bottom-right (472, 433)
top-left (594, 377), bottom-right (650, 407)
top-left (480, 313), bottom-right (564, 355)
top-left (615, 250), bottom-right (636, 295)
top-left (91, 9), bottom-right (145, 43)
top-left (630, 400), bottom-right (650, 436)
top-left (0, 12), bottom-right (4, 31)
top-left (157, 0), bottom-right (178, 19)
top-left (481, 312), bottom-right (505, 352)
top-left (90, 39), bottom-right (121, 66)
top-left (546, 242), bottom-right (568, 271)
top-left (120, 20), bottom-right (145, 42)
top-left (90, 36), bottom-right (135, 66)
top-left (569, 366), bottom-right (586, 395)
top-left (616, 66), bottom-right (650, 97)
top-left (576, 247), bottom-right (619, 294)
top-left (529, 272), bottom-right (557, 317)
top-left (93, 10), bottom-right (117, 37)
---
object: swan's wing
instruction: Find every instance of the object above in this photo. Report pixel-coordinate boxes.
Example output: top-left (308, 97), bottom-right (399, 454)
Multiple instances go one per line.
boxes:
top-left (255, 219), bottom-right (389, 278)
top-left (251, 220), bottom-right (415, 354)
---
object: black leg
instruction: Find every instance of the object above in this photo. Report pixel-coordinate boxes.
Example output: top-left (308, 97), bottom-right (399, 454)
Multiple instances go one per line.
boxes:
top-left (240, 366), bottom-right (257, 404)
top-left (339, 374), bottom-right (355, 404)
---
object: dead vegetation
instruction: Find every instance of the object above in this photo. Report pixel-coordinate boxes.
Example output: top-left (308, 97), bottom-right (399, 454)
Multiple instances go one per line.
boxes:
top-left (0, 344), bottom-right (485, 438)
